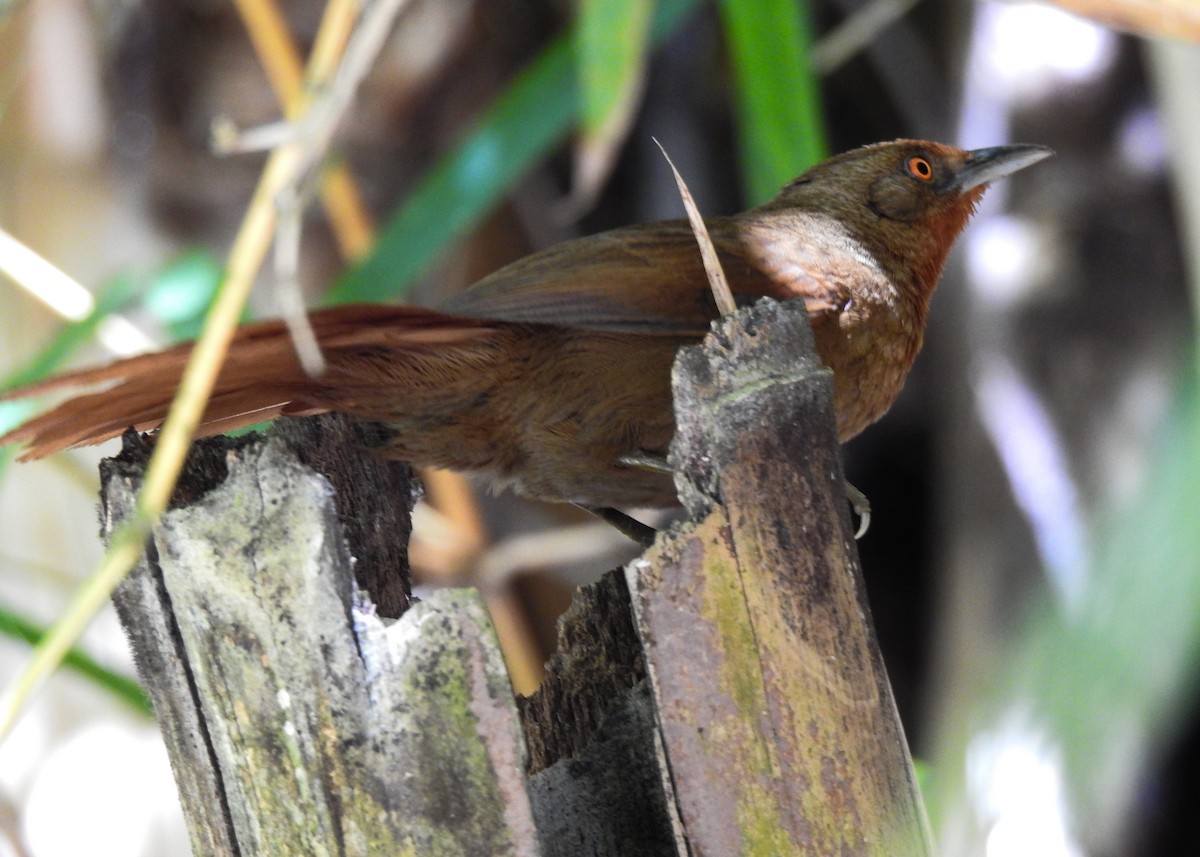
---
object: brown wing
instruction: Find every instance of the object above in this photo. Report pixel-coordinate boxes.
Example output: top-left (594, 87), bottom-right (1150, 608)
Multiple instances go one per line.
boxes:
top-left (1, 212), bottom-right (855, 460)
top-left (439, 217), bottom-right (805, 334)
top-left (0, 304), bottom-right (495, 460)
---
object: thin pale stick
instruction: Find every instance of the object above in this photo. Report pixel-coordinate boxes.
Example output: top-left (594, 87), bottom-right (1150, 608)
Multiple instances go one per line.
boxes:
top-left (234, 0), bottom-right (373, 259)
top-left (811, 0), bottom-right (921, 73)
top-left (235, 0), bottom-right (489, 587)
top-left (0, 142), bottom-right (305, 743)
top-left (652, 137), bottom-right (736, 317)
top-left (232, 0), bottom-right (364, 371)
top-left (274, 186), bottom-right (327, 374)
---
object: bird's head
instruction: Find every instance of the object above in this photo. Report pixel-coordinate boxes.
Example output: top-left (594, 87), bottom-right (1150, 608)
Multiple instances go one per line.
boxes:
top-left (770, 139), bottom-right (1053, 297)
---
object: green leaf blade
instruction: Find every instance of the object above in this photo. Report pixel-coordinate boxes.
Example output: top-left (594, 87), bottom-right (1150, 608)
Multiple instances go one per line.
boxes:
top-left (716, 0), bottom-right (827, 205)
top-left (574, 0), bottom-right (655, 199)
top-left (327, 0), bottom-right (703, 306)
top-left (0, 603), bottom-right (152, 716)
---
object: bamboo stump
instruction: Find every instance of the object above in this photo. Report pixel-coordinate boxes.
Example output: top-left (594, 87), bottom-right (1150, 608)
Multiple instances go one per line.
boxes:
top-left (103, 298), bottom-right (931, 856)
top-left (644, 297), bottom-right (932, 853)
top-left (520, 298), bottom-right (932, 855)
top-left (102, 418), bottom-right (538, 857)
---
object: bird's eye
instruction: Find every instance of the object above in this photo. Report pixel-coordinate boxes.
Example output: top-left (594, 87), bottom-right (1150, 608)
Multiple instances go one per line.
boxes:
top-left (906, 156), bottom-right (933, 181)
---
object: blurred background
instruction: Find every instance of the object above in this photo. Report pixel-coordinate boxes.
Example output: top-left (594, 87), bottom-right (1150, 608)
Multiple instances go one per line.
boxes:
top-left (1, 0), bottom-right (1198, 854)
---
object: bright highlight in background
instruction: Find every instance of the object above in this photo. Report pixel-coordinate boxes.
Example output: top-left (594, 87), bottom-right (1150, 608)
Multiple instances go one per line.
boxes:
top-left (965, 215), bottom-right (1045, 306)
top-left (22, 723), bottom-right (187, 857)
top-left (0, 229), bottom-right (154, 357)
top-left (0, 229), bottom-right (94, 321)
top-left (974, 358), bottom-right (1089, 611)
top-left (968, 718), bottom-right (1084, 857)
top-left (979, 2), bottom-right (1117, 100)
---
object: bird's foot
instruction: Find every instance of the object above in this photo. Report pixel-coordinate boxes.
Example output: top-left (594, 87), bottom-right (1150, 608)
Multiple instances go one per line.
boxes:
top-left (612, 454), bottom-right (869, 541)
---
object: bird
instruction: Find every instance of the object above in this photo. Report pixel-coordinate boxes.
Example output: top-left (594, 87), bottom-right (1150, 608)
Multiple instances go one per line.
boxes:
top-left (0, 140), bottom-right (1051, 521)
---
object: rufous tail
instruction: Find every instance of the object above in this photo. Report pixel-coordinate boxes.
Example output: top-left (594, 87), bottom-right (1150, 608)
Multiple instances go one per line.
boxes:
top-left (0, 304), bottom-right (493, 460)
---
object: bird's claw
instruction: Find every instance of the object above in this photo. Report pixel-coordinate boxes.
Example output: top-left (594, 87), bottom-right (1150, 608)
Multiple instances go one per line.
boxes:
top-left (580, 505), bottom-right (658, 547)
top-left (618, 452), bottom-right (673, 474)
top-left (845, 481), bottom-right (871, 539)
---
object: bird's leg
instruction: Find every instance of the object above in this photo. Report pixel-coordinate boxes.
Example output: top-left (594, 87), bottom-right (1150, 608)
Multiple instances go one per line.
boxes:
top-left (601, 453), bottom-right (673, 545)
top-left (580, 505), bottom-right (658, 548)
top-left (620, 452), bottom-right (870, 539)
top-left (845, 481), bottom-right (871, 539)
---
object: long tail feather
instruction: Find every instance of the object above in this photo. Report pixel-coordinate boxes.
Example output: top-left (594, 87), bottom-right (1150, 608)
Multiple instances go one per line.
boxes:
top-left (0, 304), bottom-right (494, 460)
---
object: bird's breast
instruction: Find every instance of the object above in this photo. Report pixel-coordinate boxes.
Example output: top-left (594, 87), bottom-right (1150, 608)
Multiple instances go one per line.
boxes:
top-left (811, 277), bottom-right (925, 442)
top-left (741, 218), bottom-right (926, 441)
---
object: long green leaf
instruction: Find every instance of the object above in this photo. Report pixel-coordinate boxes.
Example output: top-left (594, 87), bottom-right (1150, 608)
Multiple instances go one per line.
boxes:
top-left (0, 275), bottom-right (137, 396)
top-left (574, 0), bottom-right (655, 200)
top-left (0, 604), bottom-right (152, 716)
top-left (578, 0), bottom-right (654, 137)
top-left (0, 251), bottom-right (222, 401)
top-left (716, 0), bottom-right (827, 205)
top-left (0, 276), bottom-right (138, 479)
top-left (327, 0), bottom-right (704, 306)
top-left (1034, 377), bottom-right (1200, 833)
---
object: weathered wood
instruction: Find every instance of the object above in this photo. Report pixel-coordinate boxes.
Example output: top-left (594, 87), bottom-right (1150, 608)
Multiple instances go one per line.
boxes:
top-left (520, 571), bottom-right (685, 856)
top-left (102, 300), bottom-right (929, 856)
top-left (103, 417), bottom-right (538, 857)
top-left (633, 297), bottom-right (933, 855)
top-left (103, 434), bottom-right (242, 857)
top-left (271, 415), bottom-right (417, 619)
top-left (512, 299), bottom-right (931, 855)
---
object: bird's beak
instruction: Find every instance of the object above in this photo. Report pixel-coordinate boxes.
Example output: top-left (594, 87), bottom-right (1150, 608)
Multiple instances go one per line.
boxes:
top-left (950, 144), bottom-right (1054, 193)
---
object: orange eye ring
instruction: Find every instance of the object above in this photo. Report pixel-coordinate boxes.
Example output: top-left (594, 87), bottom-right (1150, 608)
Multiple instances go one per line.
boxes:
top-left (906, 156), bottom-right (933, 181)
